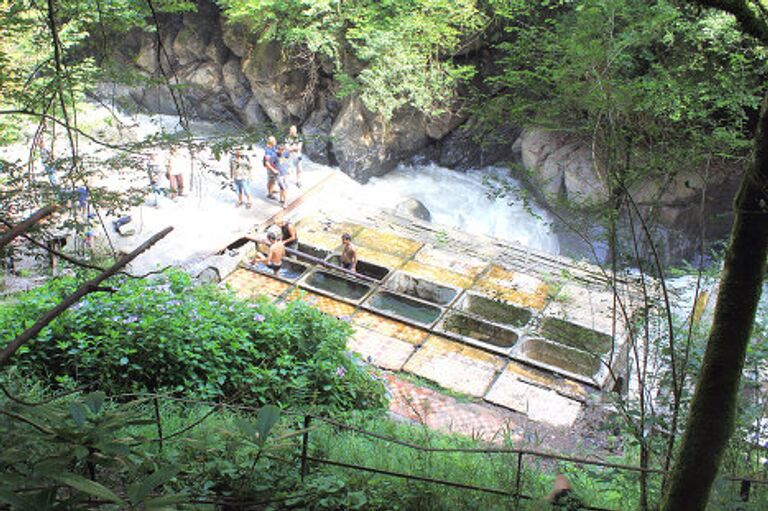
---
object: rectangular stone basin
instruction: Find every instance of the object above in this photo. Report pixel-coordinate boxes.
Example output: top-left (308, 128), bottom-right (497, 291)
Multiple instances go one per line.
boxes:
top-left (247, 259), bottom-right (308, 281)
top-left (327, 255), bottom-right (390, 282)
top-left (366, 291), bottom-right (443, 326)
top-left (457, 293), bottom-right (532, 328)
top-left (519, 337), bottom-right (601, 378)
top-left (440, 312), bottom-right (519, 349)
top-left (539, 317), bottom-right (612, 354)
top-left (296, 243), bottom-right (331, 260)
top-left (302, 270), bottom-right (372, 302)
top-left (385, 272), bottom-right (457, 306)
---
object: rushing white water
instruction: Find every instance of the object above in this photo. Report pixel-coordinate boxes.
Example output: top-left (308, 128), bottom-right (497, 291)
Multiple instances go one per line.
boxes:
top-left (361, 162), bottom-right (560, 254)
top-left (104, 111), bottom-right (560, 253)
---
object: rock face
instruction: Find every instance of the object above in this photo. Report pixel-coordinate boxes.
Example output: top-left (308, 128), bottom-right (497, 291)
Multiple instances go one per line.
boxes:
top-left (518, 129), bottom-right (606, 206)
top-left (395, 198), bottom-right (431, 221)
top-left (104, 0), bottom-right (470, 182)
top-left (100, 0), bottom-right (738, 262)
top-left (515, 128), bottom-right (739, 262)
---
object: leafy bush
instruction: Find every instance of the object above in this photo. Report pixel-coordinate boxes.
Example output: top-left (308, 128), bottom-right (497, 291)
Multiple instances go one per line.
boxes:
top-left (1, 269), bottom-right (386, 411)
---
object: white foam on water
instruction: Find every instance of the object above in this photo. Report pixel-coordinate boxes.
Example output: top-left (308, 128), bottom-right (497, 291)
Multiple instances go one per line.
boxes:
top-left (361, 162), bottom-right (560, 254)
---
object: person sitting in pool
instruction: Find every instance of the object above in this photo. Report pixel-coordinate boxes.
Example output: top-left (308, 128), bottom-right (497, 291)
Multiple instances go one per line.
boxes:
top-left (251, 231), bottom-right (285, 275)
top-left (339, 232), bottom-right (357, 272)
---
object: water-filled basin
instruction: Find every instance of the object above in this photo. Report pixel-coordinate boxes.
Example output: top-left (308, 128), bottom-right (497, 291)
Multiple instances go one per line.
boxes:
top-left (519, 337), bottom-right (601, 378)
top-left (303, 270), bottom-right (371, 301)
top-left (539, 317), bottom-right (612, 353)
top-left (366, 291), bottom-right (443, 326)
top-left (295, 243), bottom-right (331, 260)
top-left (248, 259), bottom-right (308, 280)
top-left (458, 293), bottom-right (532, 327)
top-left (385, 273), bottom-right (457, 305)
top-left (327, 255), bottom-right (390, 281)
top-left (441, 312), bottom-right (519, 348)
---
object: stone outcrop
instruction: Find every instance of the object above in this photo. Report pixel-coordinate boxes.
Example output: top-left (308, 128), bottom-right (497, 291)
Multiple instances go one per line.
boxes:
top-left (395, 198), bottom-right (432, 221)
top-left (103, 0), bottom-right (470, 182)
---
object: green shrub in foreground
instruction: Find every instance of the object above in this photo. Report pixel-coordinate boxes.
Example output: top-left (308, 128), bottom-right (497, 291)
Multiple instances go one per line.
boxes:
top-left (2, 269), bottom-right (386, 411)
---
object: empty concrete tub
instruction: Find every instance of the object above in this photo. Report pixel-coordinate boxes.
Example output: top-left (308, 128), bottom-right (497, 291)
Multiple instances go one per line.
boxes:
top-left (518, 337), bottom-right (602, 379)
top-left (385, 272), bottom-right (458, 306)
top-left (327, 255), bottom-right (390, 282)
top-left (302, 270), bottom-right (372, 302)
top-left (457, 293), bottom-right (532, 328)
top-left (439, 312), bottom-right (519, 349)
top-left (366, 290), bottom-right (443, 326)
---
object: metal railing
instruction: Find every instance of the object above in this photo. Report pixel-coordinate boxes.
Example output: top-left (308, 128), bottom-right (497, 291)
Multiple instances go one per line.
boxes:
top-left (295, 413), bottom-right (768, 510)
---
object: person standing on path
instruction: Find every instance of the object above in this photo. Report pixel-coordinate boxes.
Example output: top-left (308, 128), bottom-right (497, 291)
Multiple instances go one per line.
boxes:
top-left (285, 125), bottom-right (303, 188)
top-left (275, 144), bottom-right (291, 208)
top-left (263, 136), bottom-right (279, 200)
top-left (37, 137), bottom-right (60, 196)
top-left (166, 145), bottom-right (184, 200)
top-left (229, 146), bottom-right (252, 209)
top-left (146, 151), bottom-right (163, 208)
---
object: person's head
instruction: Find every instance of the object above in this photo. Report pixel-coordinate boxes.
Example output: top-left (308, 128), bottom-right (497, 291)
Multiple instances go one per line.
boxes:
top-left (277, 144), bottom-right (286, 154)
top-left (266, 231), bottom-right (277, 243)
top-left (266, 136), bottom-right (277, 147)
top-left (289, 125), bottom-right (298, 137)
top-left (274, 214), bottom-right (286, 227)
top-left (341, 233), bottom-right (351, 245)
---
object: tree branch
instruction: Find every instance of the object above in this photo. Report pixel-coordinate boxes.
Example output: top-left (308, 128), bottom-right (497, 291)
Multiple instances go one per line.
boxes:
top-left (691, 0), bottom-right (768, 44)
top-left (0, 206), bottom-right (57, 249)
top-left (0, 227), bottom-right (173, 368)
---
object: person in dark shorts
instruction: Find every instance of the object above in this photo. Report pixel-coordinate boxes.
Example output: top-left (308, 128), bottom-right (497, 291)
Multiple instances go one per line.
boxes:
top-left (274, 215), bottom-right (297, 249)
top-left (339, 233), bottom-right (357, 272)
top-left (251, 231), bottom-right (285, 275)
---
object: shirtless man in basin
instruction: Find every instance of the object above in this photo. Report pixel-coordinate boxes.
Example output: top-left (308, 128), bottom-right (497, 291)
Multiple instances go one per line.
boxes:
top-left (251, 231), bottom-right (285, 274)
top-left (339, 233), bottom-right (357, 273)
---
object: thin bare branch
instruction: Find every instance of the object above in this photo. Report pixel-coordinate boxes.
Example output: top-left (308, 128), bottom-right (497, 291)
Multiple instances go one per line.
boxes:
top-left (0, 205), bottom-right (57, 249)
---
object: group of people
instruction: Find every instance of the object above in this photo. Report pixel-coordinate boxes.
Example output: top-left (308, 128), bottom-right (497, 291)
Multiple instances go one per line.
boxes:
top-left (230, 125), bottom-right (303, 210)
top-left (247, 217), bottom-right (357, 277)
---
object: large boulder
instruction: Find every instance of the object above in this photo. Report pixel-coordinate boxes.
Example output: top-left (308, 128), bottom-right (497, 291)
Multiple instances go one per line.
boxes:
top-left (519, 129), bottom-right (606, 206)
top-left (395, 198), bottom-right (431, 221)
top-left (430, 121), bottom-right (521, 169)
top-left (221, 58), bottom-right (251, 109)
top-left (241, 40), bottom-right (310, 125)
top-left (329, 97), bottom-right (430, 182)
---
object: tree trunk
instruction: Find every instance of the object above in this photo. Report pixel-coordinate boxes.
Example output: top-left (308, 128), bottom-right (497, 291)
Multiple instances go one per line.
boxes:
top-left (659, 90), bottom-right (768, 510)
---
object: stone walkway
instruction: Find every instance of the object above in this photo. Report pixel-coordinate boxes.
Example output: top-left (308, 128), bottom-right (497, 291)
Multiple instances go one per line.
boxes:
top-left (382, 372), bottom-right (525, 444)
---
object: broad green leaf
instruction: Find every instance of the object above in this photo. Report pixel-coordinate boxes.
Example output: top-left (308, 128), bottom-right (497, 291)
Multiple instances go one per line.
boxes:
top-left (127, 466), bottom-right (179, 505)
top-left (255, 404), bottom-right (281, 443)
top-left (143, 493), bottom-right (190, 509)
top-left (69, 402), bottom-right (88, 427)
top-left (83, 392), bottom-right (106, 414)
top-left (52, 473), bottom-right (127, 507)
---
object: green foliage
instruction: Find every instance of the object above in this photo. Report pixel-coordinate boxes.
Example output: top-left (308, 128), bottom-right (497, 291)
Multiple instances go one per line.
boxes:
top-left (1, 269), bottom-right (386, 411)
top-left (484, 0), bottom-right (768, 192)
top-left (0, 388), bottom-right (186, 510)
top-left (215, 0), bottom-right (486, 119)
